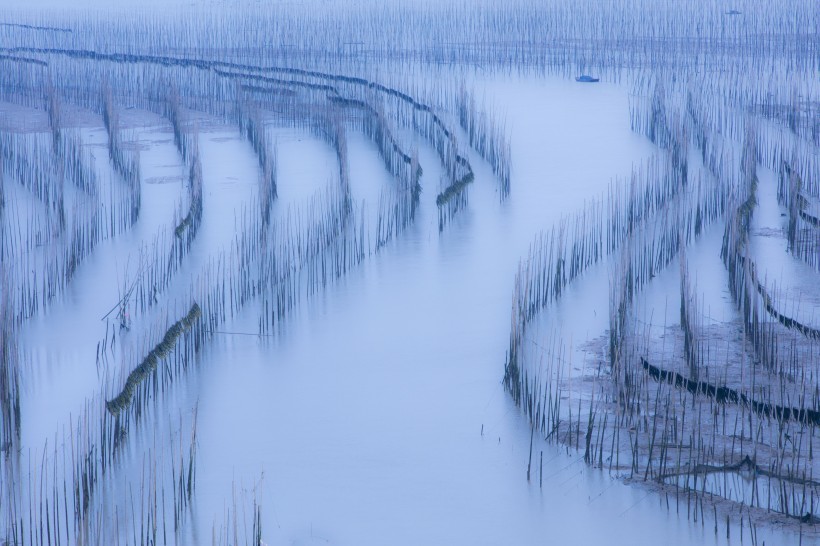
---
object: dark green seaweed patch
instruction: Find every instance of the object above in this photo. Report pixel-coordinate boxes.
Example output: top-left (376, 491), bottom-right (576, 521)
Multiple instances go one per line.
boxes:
top-left (106, 303), bottom-right (201, 415)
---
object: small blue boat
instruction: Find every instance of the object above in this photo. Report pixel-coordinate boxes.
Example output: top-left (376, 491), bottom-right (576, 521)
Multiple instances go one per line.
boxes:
top-left (575, 75), bottom-right (600, 83)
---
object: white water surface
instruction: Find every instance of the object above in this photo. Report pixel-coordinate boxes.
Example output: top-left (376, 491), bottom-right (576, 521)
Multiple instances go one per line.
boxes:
top-left (2, 9), bottom-right (814, 544)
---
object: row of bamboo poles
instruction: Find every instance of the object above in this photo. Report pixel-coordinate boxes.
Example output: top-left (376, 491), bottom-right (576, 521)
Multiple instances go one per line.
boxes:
top-left (507, 73), bottom-right (820, 532)
top-left (1, 35), bottom-right (514, 543)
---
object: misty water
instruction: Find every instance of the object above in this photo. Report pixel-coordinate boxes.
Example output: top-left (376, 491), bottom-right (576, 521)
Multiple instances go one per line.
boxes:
top-left (2, 2), bottom-right (818, 545)
top-left (7, 73), bottom-right (803, 545)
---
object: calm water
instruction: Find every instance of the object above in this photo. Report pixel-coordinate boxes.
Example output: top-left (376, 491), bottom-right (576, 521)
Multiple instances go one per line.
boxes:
top-left (11, 71), bottom-right (810, 545)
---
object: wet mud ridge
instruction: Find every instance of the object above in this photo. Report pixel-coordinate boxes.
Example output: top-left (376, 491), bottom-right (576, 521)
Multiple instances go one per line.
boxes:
top-left (641, 357), bottom-right (820, 426)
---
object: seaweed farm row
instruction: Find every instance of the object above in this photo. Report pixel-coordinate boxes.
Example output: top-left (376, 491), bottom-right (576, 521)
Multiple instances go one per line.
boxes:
top-left (0, 10), bottom-right (520, 542)
top-left (506, 69), bottom-right (819, 537)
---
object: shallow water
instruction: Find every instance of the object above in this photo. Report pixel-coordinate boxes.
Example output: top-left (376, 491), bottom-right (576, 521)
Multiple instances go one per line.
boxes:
top-left (159, 75), bottom-right (797, 544)
top-left (4, 59), bottom-right (814, 546)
